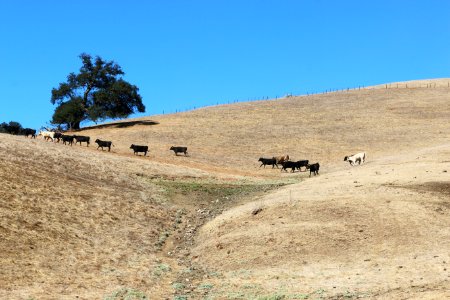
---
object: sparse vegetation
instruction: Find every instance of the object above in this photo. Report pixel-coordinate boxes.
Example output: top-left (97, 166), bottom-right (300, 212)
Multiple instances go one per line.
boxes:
top-left (104, 288), bottom-right (148, 300)
top-left (152, 263), bottom-right (171, 278)
top-left (172, 282), bottom-right (185, 290)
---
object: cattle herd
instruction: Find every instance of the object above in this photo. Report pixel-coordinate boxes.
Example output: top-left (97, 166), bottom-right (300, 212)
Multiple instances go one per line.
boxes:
top-left (258, 154), bottom-right (320, 177)
top-left (14, 128), bottom-right (366, 176)
top-left (258, 151), bottom-right (366, 177)
top-left (26, 129), bottom-right (188, 157)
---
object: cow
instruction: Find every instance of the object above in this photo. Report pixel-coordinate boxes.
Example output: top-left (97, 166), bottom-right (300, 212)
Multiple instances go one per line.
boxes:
top-left (258, 157), bottom-right (277, 168)
top-left (53, 132), bottom-right (63, 143)
top-left (95, 139), bottom-right (113, 152)
top-left (170, 146), bottom-right (188, 156)
top-left (281, 161), bottom-right (299, 173)
top-left (74, 135), bottom-right (90, 146)
top-left (38, 130), bottom-right (56, 142)
top-left (273, 155), bottom-right (290, 167)
top-left (306, 163), bottom-right (320, 177)
top-left (22, 128), bottom-right (36, 138)
top-left (130, 144), bottom-right (148, 156)
top-left (61, 134), bottom-right (75, 146)
top-left (295, 160), bottom-right (309, 172)
top-left (344, 152), bottom-right (366, 166)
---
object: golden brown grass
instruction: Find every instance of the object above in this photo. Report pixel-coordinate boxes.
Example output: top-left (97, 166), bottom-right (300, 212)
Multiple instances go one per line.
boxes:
top-left (1, 79), bottom-right (449, 299)
top-left (0, 135), bottom-right (196, 299)
top-left (75, 78), bottom-right (450, 177)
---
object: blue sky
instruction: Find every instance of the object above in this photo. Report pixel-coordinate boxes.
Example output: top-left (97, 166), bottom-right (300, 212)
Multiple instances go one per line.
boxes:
top-left (1, 0), bottom-right (449, 129)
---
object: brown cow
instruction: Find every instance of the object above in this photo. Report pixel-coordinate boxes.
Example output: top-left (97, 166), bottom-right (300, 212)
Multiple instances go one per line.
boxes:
top-left (273, 155), bottom-right (289, 167)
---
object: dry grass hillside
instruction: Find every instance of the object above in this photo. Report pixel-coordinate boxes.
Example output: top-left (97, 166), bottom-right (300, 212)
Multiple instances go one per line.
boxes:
top-left (75, 78), bottom-right (450, 177)
top-left (1, 79), bottom-right (449, 299)
top-left (193, 144), bottom-right (450, 299)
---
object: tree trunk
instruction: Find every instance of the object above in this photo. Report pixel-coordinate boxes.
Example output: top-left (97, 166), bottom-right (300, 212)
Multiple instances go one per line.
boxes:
top-left (72, 121), bottom-right (81, 130)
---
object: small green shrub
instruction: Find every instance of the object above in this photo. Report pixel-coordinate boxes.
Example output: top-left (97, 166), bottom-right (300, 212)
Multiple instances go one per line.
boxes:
top-left (104, 288), bottom-right (148, 300)
top-left (172, 282), bottom-right (185, 290)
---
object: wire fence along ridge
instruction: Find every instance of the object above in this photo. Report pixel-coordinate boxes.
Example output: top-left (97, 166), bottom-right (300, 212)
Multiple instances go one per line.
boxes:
top-left (161, 80), bottom-right (450, 115)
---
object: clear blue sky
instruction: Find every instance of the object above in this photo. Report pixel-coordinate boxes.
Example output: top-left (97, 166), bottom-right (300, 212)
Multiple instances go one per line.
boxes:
top-left (1, 0), bottom-right (449, 129)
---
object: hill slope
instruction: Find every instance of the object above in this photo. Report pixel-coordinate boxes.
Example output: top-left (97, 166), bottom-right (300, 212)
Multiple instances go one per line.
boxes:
top-left (193, 143), bottom-right (450, 298)
top-left (76, 79), bottom-right (450, 176)
top-left (1, 79), bottom-right (449, 299)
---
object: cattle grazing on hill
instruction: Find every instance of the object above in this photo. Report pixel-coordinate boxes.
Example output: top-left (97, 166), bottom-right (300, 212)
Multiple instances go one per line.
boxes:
top-left (306, 163), bottom-right (320, 177)
top-left (53, 132), bottom-right (63, 143)
top-left (170, 146), bottom-right (188, 156)
top-left (280, 160), bottom-right (310, 172)
top-left (38, 130), bottom-right (56, 141)
top-left (273, 155), bottom-right (289, 167)
top-left (258, 157), bottom-right (277, 168)
top-left (61, 135), bottom-right (75, 146)
top-left (344, 152), bottom-right (366, 166)
top-left (130, 144), bottom-right (148, 156)
top-left (74, 135), bottom-right (90, 146)
top-left (95, 139), bottom-right (113, 151)
top-left (22, 128), bottom-right (36, 138)
top-left (281, 161), bottom-right (299, 172)
top-left (295, 160), bottom-right (309, 171)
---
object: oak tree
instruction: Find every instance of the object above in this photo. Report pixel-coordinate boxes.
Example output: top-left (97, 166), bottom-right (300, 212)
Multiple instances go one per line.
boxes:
top-left (51, 53), bottom-right (145, 129)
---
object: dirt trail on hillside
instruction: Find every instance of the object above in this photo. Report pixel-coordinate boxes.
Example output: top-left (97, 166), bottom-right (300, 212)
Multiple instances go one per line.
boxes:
top-left (192, 144), bottom-right (450, 299)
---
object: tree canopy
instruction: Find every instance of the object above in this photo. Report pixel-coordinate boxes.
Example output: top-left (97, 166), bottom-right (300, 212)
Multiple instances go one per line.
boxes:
top-left (51, 53), bottom-right (145, 129)
top-left (0, 121), bottom-right (23, 134)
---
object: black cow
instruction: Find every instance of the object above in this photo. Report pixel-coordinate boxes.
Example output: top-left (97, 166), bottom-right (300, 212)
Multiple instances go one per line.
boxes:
top-left (306, 163), bottom-right (320, 177)
top-left (22, 128), bottom-right (36, 138)
top-left (130, 144), bottom-right (148, 156)
top-left (258, 157), bottom-right (277, 168)
top-left (74, 135), bottom-right (90, 146)
top-left (95, 139), bottom-right (113, 151)
top-left (61, 134), bottom-right (75, 146)
top-left (281, 161), bottom-right (299, 173)
top-left (295, 160), bottom-right (309, 172)
top-left (53, 132), bottom-right (63, 143)
top-left (170, 146), bottom-right (188, 156)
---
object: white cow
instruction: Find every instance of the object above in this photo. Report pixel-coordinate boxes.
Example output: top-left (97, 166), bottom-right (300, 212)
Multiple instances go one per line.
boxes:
top-left (344, 152), bottom-right (366, 166)
top-left (38, 130), bottom-right (56, 142)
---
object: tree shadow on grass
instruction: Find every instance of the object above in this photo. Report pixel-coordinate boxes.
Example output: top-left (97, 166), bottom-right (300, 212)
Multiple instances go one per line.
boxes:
top-left (80, 120), bottom-right (159, 131)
